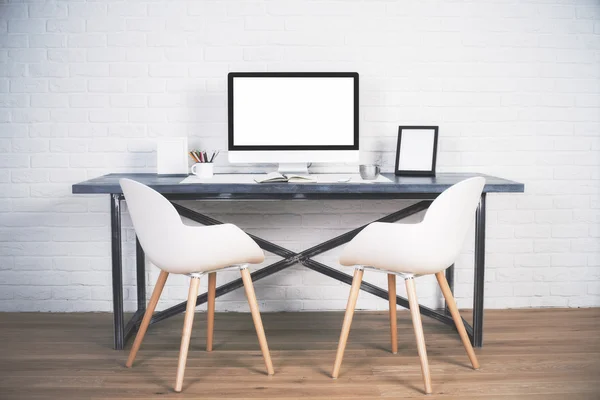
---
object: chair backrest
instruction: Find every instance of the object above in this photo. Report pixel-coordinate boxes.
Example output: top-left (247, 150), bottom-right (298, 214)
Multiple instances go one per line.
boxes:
top-left (119, 178), bottom-right (184, 270)
top-left (422, 177), bottom-right (486, 262)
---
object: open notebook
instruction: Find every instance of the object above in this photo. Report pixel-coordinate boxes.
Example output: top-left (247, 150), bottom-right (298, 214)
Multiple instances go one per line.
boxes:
top-left (254, 172), bottom-right (316, 183)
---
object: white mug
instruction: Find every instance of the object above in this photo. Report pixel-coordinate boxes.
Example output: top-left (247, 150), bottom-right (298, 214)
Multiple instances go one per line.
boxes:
top-left (191, 163), bottom-right (214, 179)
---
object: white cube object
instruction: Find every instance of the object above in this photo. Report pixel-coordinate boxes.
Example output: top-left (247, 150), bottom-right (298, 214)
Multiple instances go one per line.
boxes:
top-left (157, 137), bottom-right (188, 175)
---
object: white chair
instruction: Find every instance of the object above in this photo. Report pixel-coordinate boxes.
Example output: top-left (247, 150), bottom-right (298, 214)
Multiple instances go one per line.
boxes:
top-left (331, 177), bottom-right (484, 394)
top-left (120, 178), bottom-right (274, 392)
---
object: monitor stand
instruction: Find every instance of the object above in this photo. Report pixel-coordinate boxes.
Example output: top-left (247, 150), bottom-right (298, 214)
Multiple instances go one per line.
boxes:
top-left (277, 163), bottom-right (309, 175)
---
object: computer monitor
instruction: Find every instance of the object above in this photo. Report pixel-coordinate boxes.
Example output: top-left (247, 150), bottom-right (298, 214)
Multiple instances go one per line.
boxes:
top-left (228, 72), bottom-right (359, 174)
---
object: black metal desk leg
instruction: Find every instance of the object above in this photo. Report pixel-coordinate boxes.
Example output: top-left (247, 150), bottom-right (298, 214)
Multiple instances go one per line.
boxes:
top-left (136, 237), bottom-right (146, 311)
top-left (110, 194), bottom-right (125, 350)
top-left (444, 264), bottom-right (454, 315)
top-left (473, 193), bottom-right (486, 348)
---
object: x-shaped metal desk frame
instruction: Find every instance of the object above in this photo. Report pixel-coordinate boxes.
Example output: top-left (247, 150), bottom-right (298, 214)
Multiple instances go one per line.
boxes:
top-left (110, 193), bottom-right (487, 351)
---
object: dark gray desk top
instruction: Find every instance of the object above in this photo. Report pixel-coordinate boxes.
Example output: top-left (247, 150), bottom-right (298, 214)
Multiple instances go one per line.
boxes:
top-left (72, 173), bottom-right (523, 200)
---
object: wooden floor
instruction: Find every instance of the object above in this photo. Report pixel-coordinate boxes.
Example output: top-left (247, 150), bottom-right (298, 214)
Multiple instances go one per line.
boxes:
top-left (0, 309), bottom-right (599, 399)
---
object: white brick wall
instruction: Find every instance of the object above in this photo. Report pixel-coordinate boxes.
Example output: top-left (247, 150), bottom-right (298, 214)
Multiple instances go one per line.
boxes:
top-left (0, 0), bottom-right (599, 313)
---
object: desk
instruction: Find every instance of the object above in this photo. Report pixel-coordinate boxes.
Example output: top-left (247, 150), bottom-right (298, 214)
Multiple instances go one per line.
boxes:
top-left (72, 173), bottom-right (524, 350)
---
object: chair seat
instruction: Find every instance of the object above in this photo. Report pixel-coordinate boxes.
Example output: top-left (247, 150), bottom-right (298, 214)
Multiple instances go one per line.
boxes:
top-left (148, 223), bottom-right (265, 275)
top-left (339, 222), bottom-right (453, 276)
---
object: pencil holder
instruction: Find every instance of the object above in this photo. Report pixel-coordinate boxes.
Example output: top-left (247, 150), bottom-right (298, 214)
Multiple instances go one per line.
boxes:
top-left (191, 163), bottom-right (213, 179)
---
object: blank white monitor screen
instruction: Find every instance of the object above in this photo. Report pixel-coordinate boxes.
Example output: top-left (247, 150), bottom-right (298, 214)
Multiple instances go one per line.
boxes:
top-left (232, 77), bottom-right (355, 147)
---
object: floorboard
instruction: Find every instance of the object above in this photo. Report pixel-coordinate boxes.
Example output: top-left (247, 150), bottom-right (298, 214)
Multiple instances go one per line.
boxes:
top-left (0, 309), bottom-right (599, 399)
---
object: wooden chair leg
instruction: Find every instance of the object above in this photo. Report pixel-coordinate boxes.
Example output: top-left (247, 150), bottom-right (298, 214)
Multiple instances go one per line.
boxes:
top-left (126, 270), bottom-right (168, 368)
top-left (240, 267), bottom-right (275, 376)
top-left (174, 276), bottom-right (201, 393)
top-left (405, 277), bottom-right (432, 394)
top-left (332, 268), bottom-right (364, 379)
top-left (388, 273), bottom-right (398, 354)
top-left (206, 272), bottom-right (216, 352)
top-left (436, 271), bottom-right (480, 369)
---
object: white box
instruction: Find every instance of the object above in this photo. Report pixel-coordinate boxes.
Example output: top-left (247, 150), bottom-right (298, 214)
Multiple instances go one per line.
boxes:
top-left (157, 137), bottom-right (188, 175)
